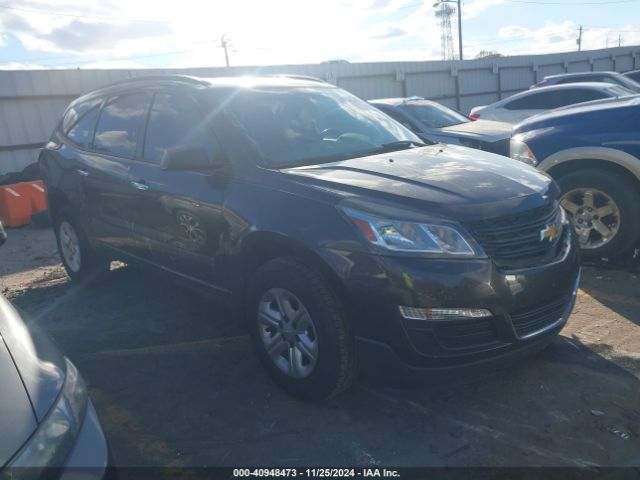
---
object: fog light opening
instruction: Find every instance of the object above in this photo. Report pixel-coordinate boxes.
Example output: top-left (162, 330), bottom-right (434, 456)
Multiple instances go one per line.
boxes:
top-left (398, 306), bottom-right (492, 321)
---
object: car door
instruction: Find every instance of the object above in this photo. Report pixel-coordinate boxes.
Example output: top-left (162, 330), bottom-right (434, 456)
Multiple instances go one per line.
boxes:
top-left (127, 90), bottom-right (229, 285)
top-left (82, 91), bottom-right (152, 254)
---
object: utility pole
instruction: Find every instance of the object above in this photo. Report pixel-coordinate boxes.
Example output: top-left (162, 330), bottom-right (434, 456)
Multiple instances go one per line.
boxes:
top-left (433, 0), bottom-right (463, 61)
top-left (618, 34), bottom-right (622, 47)
top-left (577, 25), bottom-right (583, 52)
top-left (221, 34), bottom-right (231, 67)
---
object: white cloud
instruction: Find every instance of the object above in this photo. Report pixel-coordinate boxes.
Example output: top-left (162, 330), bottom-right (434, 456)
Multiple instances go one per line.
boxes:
top-left (493, 21), bottom-right (640, 56)
top-left (80, 59), bottom-right (148, 69)
top-left (0, 61), bottom-right (48, 70)
top-left (0, 0), bottom-right (638, 69)
top-left (462, 0), bottom-right (507, 19)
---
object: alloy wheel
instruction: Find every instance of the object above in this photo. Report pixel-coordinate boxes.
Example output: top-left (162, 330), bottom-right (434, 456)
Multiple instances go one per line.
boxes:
top-left (560, 188), bottom-right (621, 250)
top-left (59, 221), bottom-right (82, 272)
top-left (258, 288), bottom-right (319, 379)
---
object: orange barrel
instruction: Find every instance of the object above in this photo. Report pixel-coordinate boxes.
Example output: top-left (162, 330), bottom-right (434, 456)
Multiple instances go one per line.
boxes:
top-left (0, 184), bottom-right (33, 227)
top-left (13, 180), bottom-right (48, 213)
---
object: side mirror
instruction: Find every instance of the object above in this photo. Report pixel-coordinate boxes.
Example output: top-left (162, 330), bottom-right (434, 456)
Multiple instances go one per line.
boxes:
top-left (160, 144), bottom-right (213, 171)
top-left (0, 221), bottom-right (6, 247)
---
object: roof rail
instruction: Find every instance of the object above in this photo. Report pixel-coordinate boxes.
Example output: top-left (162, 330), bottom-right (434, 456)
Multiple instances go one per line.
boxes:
top-left (259, 74), bottom-right (328, 84)
top-left (402, 96), bottom-right (425, 103)
top-left (97, 74), bottom-right (209, 90)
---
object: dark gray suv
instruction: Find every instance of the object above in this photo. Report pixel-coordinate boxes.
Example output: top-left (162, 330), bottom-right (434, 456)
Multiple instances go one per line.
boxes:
top-left (40, 75), bottom-right (580, 399)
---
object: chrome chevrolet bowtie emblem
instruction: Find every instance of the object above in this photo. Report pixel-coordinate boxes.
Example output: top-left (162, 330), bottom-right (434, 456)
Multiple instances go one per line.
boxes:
top-left (540, 224), bottom-right (559, 242)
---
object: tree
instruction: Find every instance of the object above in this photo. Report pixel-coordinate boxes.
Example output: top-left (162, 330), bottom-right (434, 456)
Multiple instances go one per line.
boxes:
top-left (475, 50), bottom-right (503, 59)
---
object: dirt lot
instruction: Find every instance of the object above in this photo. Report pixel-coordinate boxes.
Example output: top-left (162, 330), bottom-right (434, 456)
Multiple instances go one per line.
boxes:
top-left (1, 225), bottom-right (639, 468)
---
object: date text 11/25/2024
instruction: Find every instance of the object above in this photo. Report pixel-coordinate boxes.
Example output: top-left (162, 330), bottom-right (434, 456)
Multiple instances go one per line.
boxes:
top-left (233, 468), bottom-right (400, 478)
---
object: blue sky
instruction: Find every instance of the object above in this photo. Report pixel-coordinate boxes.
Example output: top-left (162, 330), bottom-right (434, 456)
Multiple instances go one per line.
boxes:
top-left (0, 0), bottom-right (639, 69)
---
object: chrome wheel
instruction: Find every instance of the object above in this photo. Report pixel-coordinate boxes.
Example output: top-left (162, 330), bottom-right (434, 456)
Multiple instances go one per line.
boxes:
top-left (560, 188), bottom-right (621, 250)
top-left (258, 288), bottom-right (319, 379)
top-left (59, 221), bottom-right (82, 272)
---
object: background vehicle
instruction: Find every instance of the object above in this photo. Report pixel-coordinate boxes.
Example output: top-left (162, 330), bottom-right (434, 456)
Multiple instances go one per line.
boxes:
top-left (530, 71), bottom-right (640, 93)
top-left (511, 95), bottom-right (640, 259)
top-left (470, 83), bottom-right (632, 123)
top-left (40, 75), bottom-right (580, 399)
top-left (0, 294), bottom-right (108, 477)
top-left (371, 97), bottom-right (512, 155)
top-left (624, 69), bottom-right (640, 83)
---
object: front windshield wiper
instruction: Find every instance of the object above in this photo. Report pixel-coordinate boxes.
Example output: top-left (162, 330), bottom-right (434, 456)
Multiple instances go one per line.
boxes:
top-left (375, 140), bottom-right (429, 153)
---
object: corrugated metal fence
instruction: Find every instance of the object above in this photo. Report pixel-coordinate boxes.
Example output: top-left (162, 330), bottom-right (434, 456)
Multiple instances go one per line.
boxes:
top-left (1, 45), bottom-right (639, 175)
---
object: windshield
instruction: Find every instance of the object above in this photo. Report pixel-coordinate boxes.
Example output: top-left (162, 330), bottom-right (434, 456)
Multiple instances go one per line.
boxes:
top-left (401, 102), bottom-right (469, 128)
top-left (220, 86), bottom-right (421, 168)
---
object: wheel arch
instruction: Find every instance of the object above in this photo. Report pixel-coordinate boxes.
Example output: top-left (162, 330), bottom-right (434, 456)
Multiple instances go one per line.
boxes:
top-left (539, 147), bottom-right (640, 191)
top-left (239, 231), bottom-right (351, 312)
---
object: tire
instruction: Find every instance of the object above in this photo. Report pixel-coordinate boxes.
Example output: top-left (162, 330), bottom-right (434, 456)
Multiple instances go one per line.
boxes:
top-left (248, 257), bottom-right (357, 400)
top-left (556, 168), bottom-right (640, 259)
top-left (54, 207), bottom-right (109, 282)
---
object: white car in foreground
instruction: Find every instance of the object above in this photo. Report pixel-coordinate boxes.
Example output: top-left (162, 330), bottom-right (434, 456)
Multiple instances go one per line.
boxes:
top-left (470, 82), bottom-right (633, 124)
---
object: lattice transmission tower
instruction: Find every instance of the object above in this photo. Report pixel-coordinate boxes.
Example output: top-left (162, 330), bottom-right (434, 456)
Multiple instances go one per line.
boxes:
top-left (435, 3), bottom-right (456, 61)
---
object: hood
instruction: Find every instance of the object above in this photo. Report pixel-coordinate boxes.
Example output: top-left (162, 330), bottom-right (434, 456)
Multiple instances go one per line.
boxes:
top-left (285, 144), bottom-right (555, 221)
top-left (0, 296), bottom-right (65, 425)
top-left (0, 335), bottom-right (38, 467)
top-left (438, 119), bottom-right (512, 142)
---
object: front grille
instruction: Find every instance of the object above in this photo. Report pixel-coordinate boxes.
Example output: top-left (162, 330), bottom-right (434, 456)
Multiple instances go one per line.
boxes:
top-left (510, 295), bottom-right (571, 338)
top-left (433, 318), bottom-right (500, 350)
top-left (465, 203), bottom-right (564, 269)
top-left (460, 138), bottom-right (509, 156)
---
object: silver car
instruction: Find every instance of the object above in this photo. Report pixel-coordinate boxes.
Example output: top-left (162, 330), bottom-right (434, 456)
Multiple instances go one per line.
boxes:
top-left (470, 82), bottom-right (633, 124)
top-left (0, 293), bottom-right (109, 478)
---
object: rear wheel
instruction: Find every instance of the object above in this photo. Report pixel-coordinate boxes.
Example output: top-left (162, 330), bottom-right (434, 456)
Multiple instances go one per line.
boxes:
top-left (248, 257), bottom-right (357, 400)
top-left (557, 169), bottom-right (640, 259)
top-left (54, 208), bottom-right (110, 282)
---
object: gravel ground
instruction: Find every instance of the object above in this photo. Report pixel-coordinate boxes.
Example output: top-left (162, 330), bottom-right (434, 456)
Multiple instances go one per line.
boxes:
top-left (1, 225), bottom-right (639, 469)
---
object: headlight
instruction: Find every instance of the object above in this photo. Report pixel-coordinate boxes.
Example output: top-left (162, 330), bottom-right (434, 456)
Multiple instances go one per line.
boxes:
top-left (342, 208), bottom-right (482, 257)
top-left (5, 359), bottom-right (88, 476)
top-left (510, 138), bottom-right (538, 166)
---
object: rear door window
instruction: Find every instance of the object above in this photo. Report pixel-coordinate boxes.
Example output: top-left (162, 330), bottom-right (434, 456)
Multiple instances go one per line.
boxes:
top-left (504, 92), bottom-right (552, 110)
top-left (564, 89), bottom-right (609, 104)
top-left (504, 89), bottom-right (601, 110)
top-left (143, 93), bottom-right (216, 164)
top-left (556, 75), bottom-right (591, 84)
top-left (93, 93), bottom-right (151, 158)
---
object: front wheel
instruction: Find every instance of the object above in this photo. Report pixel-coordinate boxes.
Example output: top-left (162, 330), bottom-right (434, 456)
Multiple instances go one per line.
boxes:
top-left (248, 257), bottom-right (357, 400)
top-left (54, 208), bottom-right (110, 282)
top-left (557, 169), bottom-right (640, 259)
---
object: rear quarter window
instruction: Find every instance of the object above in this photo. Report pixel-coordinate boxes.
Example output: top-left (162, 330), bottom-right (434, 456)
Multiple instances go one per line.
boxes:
top-left (62, 98), bottom-right (103, 148)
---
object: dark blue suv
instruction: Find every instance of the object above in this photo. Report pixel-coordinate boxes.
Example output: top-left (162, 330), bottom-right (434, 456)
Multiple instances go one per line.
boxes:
top-left (511, 96), bottom-right (640, 259)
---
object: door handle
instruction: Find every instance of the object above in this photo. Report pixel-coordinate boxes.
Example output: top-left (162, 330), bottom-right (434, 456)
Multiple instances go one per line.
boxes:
top-left (131, 180), bottom-right (149, 191)
top-left (77, 168), bottom-right (89, 177)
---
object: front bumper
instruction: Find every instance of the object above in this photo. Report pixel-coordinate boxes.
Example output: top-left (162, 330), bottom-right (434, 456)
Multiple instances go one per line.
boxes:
top-left (321, 229), bottom-right (581, 372)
